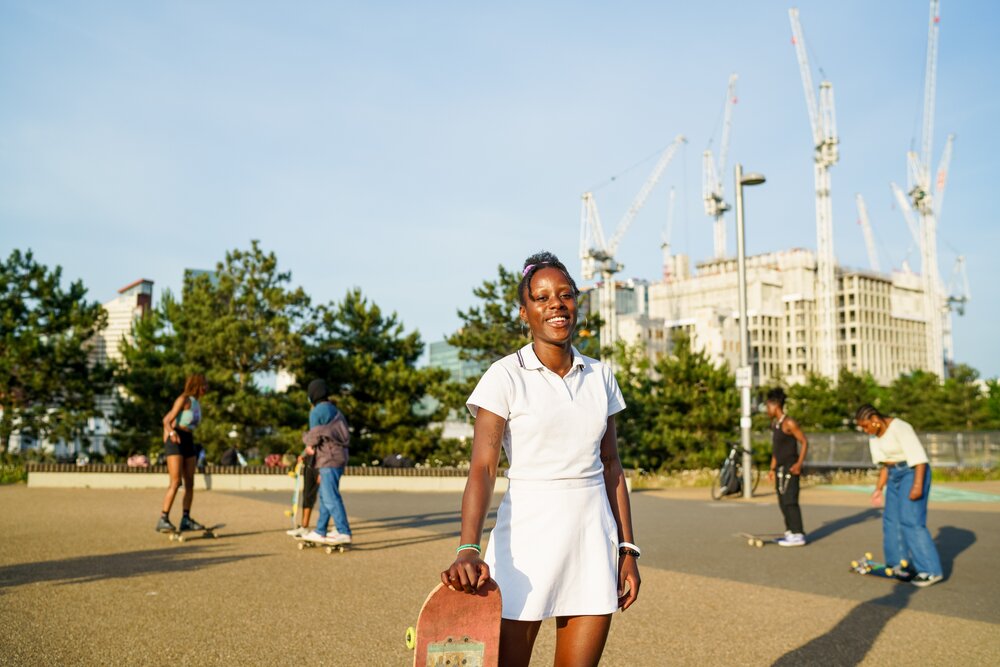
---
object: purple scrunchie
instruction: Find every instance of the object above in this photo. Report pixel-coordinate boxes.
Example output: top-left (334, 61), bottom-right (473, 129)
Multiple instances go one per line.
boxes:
top-left (522, 264), bottom-right (535, 277)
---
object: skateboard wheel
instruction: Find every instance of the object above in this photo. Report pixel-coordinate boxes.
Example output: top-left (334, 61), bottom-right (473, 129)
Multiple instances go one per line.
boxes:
top-left (755, 540), bottom-right (763, 548)
top-left (405, 626), bottom-right (415, 650)
top-left (886, 568), bottom-right (894, 577)
top-left (747, 538), bottom-right (754, 546)
top-left (178, 535), bottom-right (185, 543)
top-left (298, 542), bottom-right (305, 551)
top-left (865, 552), bottom-right (873, 561)
top-left (851, 560), bottom-right (859, 568)
top-left (900, 559), bottom-right (908, 569)
top-left (325, 546), bottom-right (334, 554)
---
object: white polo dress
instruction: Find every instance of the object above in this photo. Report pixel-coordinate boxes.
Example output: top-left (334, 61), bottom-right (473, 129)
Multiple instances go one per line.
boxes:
top-left (467, 344), bottom-right (626, 621)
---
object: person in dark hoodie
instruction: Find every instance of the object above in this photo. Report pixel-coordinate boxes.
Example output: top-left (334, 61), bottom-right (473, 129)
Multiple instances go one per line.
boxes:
top-left (299, 379), bottom-right (352, 546)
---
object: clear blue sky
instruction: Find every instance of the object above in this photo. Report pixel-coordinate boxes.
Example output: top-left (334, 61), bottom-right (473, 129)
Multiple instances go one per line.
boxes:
top-left (2, 1), bottom-right (997, 377)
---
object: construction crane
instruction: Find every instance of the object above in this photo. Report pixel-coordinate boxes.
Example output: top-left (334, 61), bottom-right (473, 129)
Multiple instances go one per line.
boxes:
top-left (789, 7), bottom-right (839, 380)
top-left (661, 186), bottom-right (677, 281)
top-left (854, 194), bottom-right (880, 273)
top-left (942, 254), bottom-right (970, 364)
top-left (702, 74), bottom-right (738, 259)
top-left (580, 135), bottom-right (686, 351)
top-left (905, 0), bottom-right (953, 377)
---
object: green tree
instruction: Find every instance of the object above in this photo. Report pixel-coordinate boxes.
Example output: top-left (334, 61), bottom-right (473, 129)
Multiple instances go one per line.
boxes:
top-left (612, 333), bottom-right (739, 471)
top-left (0, 249), bottom-right (110, 452)
top-left (786, 374), bottom-right (843, 430)
top-left (939, 364), bottom-right (989, 430)
top-left (883, 370), bottom-right (943, 430)
top-left (984, 379), bottom-right (1000, 429)
top-left (304, 289), bottom-right (449, 463)
top-left (834, 368), bottom-right (883, 421)
top-left (114, 241), bottom-right (311, 459)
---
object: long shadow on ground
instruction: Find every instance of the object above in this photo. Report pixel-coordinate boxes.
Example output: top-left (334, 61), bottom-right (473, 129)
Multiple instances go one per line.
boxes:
top-left (0, 545), bottom-right (265, 590)
top-left (772, 526), bottom-right (976, 666)
top-left (806, 508), bottom-right (882, 544)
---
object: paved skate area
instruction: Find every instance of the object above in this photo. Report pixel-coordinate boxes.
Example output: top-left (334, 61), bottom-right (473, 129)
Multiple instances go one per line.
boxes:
top-left (1, 483), bottom-right (998, 666)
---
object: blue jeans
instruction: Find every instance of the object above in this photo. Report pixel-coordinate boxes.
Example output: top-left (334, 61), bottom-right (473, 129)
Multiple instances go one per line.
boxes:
top-left (883, 463), bottom-right (942, 576)
top-left (316, 467), bottom-right (351, 537)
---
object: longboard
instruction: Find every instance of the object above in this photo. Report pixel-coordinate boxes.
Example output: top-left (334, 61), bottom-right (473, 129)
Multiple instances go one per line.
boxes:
top-left (850, 552), bottom-right (909, 579)
top-left (160, 523), bottom-right (223, 543)
top-left (739, 532), bottom-right (785, 548)
top-left (407, 580), bottom-right (501, 667)
top-left (295, 535), bottom-right (350, 554)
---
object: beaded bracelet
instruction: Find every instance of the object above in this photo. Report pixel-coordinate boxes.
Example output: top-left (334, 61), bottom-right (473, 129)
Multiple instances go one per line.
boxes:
top-left (456, 543), bottom-right (481, 555)
top-left (618, 541), bottom-right (641, 559)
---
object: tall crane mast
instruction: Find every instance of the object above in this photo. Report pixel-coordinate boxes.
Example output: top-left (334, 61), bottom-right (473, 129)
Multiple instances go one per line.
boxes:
top-left (580, 135), bottom-right (686, 352)
top-left (702, 74), bottom-right (738, 259)
top-left (789, 7), bottom-right (839, 380)
top-left (855, 194), bottom-right (880, 273)
top-left (906, 0), bottom-right (953, 377)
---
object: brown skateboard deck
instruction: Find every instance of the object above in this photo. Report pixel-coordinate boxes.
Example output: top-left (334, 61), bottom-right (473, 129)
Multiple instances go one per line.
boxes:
top-left (408, 580), bottom-right (501, 667)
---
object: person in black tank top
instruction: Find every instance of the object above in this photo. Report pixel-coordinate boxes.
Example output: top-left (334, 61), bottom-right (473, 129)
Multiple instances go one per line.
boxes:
top-left (765, 388), bottom-right (808, 545)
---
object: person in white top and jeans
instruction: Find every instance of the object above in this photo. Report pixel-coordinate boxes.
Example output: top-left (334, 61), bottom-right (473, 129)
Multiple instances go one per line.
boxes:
top-left (855, 404), bottom-right (943, 587)
top-left (441, 251), bottom-right (640, 667)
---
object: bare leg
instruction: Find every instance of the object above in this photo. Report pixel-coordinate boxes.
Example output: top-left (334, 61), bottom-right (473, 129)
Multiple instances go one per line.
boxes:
top-left (181, 456), bottom-right (197, 511)
top-left (161, 455), bottom-right (183, 513)
top-left (499, 619), bottom-right (541, 667)
top-left (553, 615), bottom-right (612, 667)
top-left (301, 506), bottom-right (312, 529)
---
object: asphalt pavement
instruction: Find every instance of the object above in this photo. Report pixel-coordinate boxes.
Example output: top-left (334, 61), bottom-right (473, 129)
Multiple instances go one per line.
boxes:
top-left (1, 483), bottom-right (997, 666)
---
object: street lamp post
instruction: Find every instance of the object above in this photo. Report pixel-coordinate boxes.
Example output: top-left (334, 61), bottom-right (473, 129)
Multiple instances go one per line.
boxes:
top-left (734, 163), bottom-right (766, 499)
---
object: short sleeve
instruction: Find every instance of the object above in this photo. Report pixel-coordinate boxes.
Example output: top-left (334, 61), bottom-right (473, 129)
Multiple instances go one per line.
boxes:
top-left (467, 363), bottom-right (512, 420)
top-left (868, 438), bottom-right (884, 465)
top-left (895, 420), bottom-right (930, 467)
top-left (605, 367), bottom-right (626, 417)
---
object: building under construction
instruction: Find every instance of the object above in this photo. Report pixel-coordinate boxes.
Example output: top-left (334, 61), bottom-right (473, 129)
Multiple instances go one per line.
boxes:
top-left (597, 249), bottom-right (932, 386)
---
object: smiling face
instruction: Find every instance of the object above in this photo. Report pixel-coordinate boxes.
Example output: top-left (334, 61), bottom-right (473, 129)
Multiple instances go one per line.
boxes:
top-left (520, 266), bottom-right (578, 346)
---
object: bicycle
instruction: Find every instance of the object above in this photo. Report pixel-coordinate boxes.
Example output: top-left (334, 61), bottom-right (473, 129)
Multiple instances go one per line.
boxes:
top-left (711, 441), bottom-right (761, 500)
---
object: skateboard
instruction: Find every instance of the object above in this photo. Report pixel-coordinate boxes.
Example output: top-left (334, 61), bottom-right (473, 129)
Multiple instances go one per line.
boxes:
top-left (284, 460), bottom-right (304, 528)
top-left (406, 579), bottom-right (501, 667)
top-left (739, 532), bottom-right (784, 548)
top-left (295, 535), bottom-right (350, 554)
top-left (161, 523), bottom-right (223, 543)
top-left (850, 552), bottom-right (909, 579)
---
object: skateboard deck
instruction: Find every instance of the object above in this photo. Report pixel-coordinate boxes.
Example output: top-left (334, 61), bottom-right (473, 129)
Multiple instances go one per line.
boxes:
top-left (284, 460), bottom-right (304, 528)
top-left (408, 580), bottom-right (501, 667)
top-left (160, 523), bottom-right (223, 543)
top-left (739, 532), bottom-right (784, 548)
top-left (850, 552), bottom-right (909, 579)
top-left (295, 535), bottom-right (350, 554)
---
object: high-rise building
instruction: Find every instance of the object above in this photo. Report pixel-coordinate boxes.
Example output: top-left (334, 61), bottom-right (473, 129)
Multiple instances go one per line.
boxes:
top-left (608, 249), bottom-right (931, 385)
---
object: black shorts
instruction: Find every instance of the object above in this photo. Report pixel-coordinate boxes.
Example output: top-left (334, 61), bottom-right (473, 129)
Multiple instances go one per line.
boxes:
top-left (302, 466), bottom-right (319, 509)
top-left (164, 429), bottom-right (198, 459)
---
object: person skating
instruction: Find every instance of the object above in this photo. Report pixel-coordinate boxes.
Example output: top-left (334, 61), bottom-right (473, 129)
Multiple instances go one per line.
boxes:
top-left (442, 251), bottom-right (640, 667)
top-left (300, 379), bottom-right (352, 547)
top-left (157, 374), bottom-right (209, 533)
top-left (286, 449), bottom-right (319, 538)
top-left (855, 404), bottom-right (944, 587)
top-left (764, 387), bottom-right (808, 547)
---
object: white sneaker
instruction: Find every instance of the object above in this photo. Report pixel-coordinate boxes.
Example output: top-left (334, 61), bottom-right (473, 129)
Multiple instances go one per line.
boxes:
top-left (326, 532), bottom-right (352, 545)
top-left (286, 526), bottom-right (307, 537)
top-left (301, 530), bottom-right (328, 543)
top-left (778, 533), bottom-right (807, 547)
top-left (911, 573), bottom-right (943, 587)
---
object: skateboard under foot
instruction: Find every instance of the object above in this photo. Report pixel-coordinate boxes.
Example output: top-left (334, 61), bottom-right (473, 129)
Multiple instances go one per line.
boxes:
top-left (296, 536), bottom-right (350, 554)
top-left (739, 532), bottom-right (784, 548)
top-left (850, 552), bottom-right (909, 579)
top-left (161, 524), bottom-right (222, 543)
top-left (407, 579), bottom-right (501, 667)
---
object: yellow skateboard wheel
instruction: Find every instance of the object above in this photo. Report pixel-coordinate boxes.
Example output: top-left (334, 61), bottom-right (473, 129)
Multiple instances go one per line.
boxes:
top-left (851, 560), bottom-right (859, 568)
top-left (900, 559), bottom-right (908, 569)
top-left (865, 552), bottom-right (873, 561)
top-left (747, 538), bottom-right (754, 546)
top-left (405, 626), bottom-right (416, 650)
top-left (886, 568), bottom-right (894, 577)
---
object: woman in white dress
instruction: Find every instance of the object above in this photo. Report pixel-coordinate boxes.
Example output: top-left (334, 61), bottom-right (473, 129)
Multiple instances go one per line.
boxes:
top-left (441, 251), bottom-right (641, 666)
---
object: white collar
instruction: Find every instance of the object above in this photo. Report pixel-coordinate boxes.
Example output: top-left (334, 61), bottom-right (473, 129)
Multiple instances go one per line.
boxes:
top-left (515, 343), bottom-right (586, 372)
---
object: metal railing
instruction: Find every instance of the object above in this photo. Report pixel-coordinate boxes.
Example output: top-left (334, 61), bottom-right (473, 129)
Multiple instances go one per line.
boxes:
top-left (802, 431), bottom-right (1000, 469)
